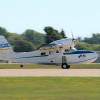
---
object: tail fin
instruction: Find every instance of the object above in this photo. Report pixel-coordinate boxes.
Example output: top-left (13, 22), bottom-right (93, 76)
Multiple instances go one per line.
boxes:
top-left (0, 35), bottom-right (11, 49)
top-left (0, 35), bottom-right (14, 61)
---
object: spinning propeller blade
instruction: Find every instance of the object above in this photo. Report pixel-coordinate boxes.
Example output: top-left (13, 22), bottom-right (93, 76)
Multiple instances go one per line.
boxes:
top-left (71, 31), bottom-right (78, 46)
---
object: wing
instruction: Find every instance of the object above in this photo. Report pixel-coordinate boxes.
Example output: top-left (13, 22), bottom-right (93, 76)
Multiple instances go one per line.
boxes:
top-left (39, 43), bottom-right (63, 51)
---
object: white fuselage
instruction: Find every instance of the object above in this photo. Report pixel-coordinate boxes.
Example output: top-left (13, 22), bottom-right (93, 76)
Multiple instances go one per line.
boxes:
top-left (0, 35), bottom-right (98, 65)
top-left (1, 48), bottom-right (98, 65)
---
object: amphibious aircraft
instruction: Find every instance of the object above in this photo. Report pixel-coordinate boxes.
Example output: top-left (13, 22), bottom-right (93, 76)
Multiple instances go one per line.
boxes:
top-left (0, 35), bottom-right (98, 69)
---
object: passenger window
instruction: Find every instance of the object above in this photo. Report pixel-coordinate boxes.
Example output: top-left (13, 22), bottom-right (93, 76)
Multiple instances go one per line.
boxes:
top-left (41, 52), bottom-right (46, 55)
top-left (65, 49), bottom-right (69, 52)
top-left (56, 50), bottom-right (59, 53)
top-left (49, 51), bottom-right (55, 54)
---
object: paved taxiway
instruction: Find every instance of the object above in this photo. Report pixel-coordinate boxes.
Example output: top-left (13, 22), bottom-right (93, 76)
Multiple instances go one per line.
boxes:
top-left (0, 69), bottom-right (100, 77)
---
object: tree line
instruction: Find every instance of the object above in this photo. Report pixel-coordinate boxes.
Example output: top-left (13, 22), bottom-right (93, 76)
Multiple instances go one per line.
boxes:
top-left (0, 26), bottom-right (100, 52)
top-left (0, 26), bottom-right (66, 52)
top-left (77, 33), bottom-right (100, 51)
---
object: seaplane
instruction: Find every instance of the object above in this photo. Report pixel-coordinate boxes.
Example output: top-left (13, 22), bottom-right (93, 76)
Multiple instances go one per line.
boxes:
top-left (0, 35), bottom-right (98, 69)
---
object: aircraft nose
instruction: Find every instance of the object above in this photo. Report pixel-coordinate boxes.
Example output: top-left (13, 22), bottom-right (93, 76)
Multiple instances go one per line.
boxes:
top-left (86, 51), bottom-right (98, 63)
top-left (93, 51), bottom-right (98, 58)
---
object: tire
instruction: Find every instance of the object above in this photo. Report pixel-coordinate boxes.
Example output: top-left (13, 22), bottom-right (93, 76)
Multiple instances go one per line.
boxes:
top-left (68, 65), bottom-right (70, 69)
top-left (62, 63), bottom-right (70, 69)
top-left (20, 64), bottom-right (23, 67)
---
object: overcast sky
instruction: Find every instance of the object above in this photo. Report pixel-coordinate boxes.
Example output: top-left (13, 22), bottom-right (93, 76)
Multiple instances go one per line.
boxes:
top-left (0, 0), bottom-right (100, 39)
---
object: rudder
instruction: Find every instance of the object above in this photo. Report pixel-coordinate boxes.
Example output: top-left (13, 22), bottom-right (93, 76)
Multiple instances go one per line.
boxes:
top-left (0, 35), bottom-right (13, 61)
top-left (0, 35), bottom-right (11, 49)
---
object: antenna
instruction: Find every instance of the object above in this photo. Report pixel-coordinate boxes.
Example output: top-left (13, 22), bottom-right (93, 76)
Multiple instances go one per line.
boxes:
top-left (71, 30), bottom-right (74, 39)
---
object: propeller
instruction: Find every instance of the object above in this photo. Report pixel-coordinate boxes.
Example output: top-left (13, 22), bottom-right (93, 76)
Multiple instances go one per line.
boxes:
top-left (71, 31), bottom-right (74, 39)
top-left (71, 31), bottom-right (75, 41)
top-left (71, 31), bottom-right (79, 46)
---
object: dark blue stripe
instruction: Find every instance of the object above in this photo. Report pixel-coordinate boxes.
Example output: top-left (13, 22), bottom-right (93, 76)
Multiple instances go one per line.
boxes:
top-left (63, 50), bottom-right (94, 55)
top-left (12, 55), bottom-right (48, 59)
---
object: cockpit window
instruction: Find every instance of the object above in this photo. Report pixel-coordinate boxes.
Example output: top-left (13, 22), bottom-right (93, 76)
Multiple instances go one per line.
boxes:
top-left (65, 47), bottom-right (77, 52)
top-left (71, 47), bottom-right (77, 51)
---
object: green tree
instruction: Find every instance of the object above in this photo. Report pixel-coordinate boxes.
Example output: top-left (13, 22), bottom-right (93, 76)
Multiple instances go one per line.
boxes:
top-left (8, 32), bottom-right (22, 46)
top-left (22, 29), bottom-right (35, 41)
top-left (60, 29), bottom-right (67, 38)
top-left (44, 26), bottom-right (63, 44)
top-left (77, 42), bottom-right (92, 50)
top-left (77, 37), bottom-right (82, 41)
top-left (96, 46), bottom-right (100, 51)
top-left (0, 27), bottom-right (9, 38)
top-left (22, 29), bottom-right (45, 47)
top-left (91, 44), bottom-right (100, 51)
top-left (14, 40), bottom-right (36, 52)
top-left (83, 33), bottom-right (100, 44)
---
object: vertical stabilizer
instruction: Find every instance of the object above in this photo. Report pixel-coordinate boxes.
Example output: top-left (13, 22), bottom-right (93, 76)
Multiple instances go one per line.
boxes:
top-left (0, 35), bottom-right (13, 61)
top-left (0, 35), bottom-right (11, 49)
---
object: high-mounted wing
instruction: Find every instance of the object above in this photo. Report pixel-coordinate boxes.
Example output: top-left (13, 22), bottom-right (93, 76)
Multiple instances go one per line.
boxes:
top-left (39, 38), bottom-right (78, 52)
top-left (39, 43), bottom-right (63, 51)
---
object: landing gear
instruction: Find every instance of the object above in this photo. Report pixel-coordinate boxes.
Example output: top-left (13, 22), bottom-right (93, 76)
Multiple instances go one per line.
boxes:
top-left (61, 63), bottom-right (70, 69)
top-left (20, 63), bottom-right (23, 67)
top-left (62, 56), bottom-right (70, 69)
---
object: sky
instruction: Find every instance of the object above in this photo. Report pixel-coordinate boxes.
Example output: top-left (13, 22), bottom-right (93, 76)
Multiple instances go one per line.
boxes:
top-left (0, 0), bottom-right (100, 39)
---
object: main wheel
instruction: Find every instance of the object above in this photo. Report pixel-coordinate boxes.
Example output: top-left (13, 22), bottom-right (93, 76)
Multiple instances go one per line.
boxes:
top-left (62, 63), bottom-right (70, 69)
top-left (20, 64), bottom-right (23, 67)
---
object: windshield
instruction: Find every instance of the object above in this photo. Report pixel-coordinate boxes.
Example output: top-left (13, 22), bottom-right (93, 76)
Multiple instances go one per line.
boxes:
top-left (70, 47), bottom-right (77, 51)
top-left (65, 47), bottom-right (77, 53)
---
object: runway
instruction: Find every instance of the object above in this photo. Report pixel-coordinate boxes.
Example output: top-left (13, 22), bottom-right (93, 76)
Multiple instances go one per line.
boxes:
top-left (0, 69), bottom-right (100, 77)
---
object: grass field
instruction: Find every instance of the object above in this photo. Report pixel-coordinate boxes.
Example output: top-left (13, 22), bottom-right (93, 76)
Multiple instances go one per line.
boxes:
top-left (0, 77), bottom-right (100, 100)
top-left (0, 63), bottom-right (100, 100)
top-left (0, 63), bottom-right (100, 69)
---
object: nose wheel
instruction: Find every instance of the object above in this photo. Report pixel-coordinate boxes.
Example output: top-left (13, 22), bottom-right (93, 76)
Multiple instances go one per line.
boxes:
top-left (62, 63), bottom-right (70, 69)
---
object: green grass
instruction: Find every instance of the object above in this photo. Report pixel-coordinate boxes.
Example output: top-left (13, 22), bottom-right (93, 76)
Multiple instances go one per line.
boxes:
top-left (0, 63), bottom-right (100, 69)
top-left (71, 64), bottom-right (100, 69)
top-left (0, 77), bottom-right (100, 100)
top-left (0, 63), bottom-right (59, 69)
